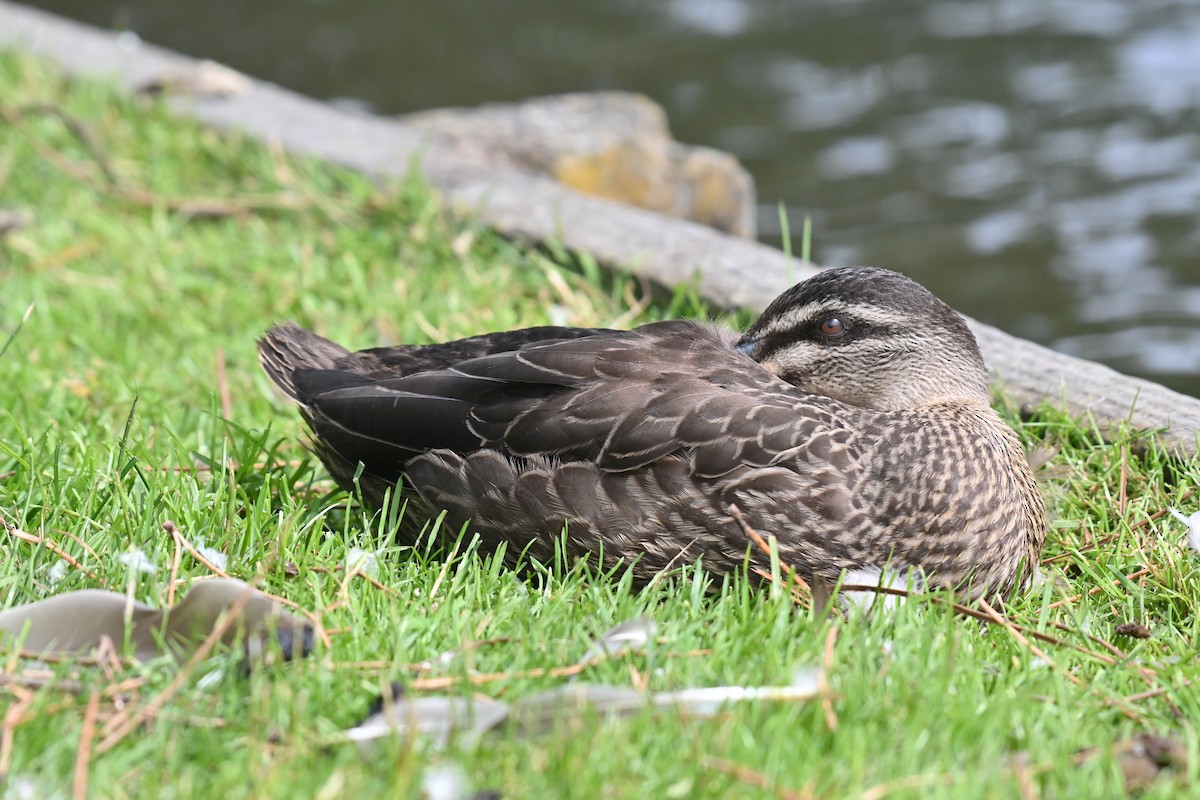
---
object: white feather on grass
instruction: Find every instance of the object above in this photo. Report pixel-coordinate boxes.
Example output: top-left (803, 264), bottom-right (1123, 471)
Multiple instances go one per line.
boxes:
top-left (118, 548), bottom-right (156, 574)
top-left (1168, 507), bottom-right (1200, 554)
top-left (839, 566), bottom-right (923, 614)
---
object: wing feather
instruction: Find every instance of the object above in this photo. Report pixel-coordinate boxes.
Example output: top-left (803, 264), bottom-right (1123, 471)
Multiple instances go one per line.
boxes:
top-left (262, 318), bottom-right (868, 558)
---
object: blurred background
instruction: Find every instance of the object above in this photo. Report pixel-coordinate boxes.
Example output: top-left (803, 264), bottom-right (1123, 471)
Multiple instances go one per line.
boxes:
top-left (27, 0), bottom-right (1200, 396)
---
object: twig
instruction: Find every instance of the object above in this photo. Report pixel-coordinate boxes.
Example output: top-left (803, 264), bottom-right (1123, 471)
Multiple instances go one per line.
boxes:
top-left (977, 597), bottom-right (1083, 688)
top-left (1054, 621), bottom-right (1127, 661)
top-left (164, 520), bottom-right (230, 578)
top-left (411, 662), bottom-right (591, 690)
top-left (751, 567), bottom-right (804, 601)
top-left (163, 520), bottom-right (329, 648)
top-left (309, 564), bottom-right (403, 598)
top-left (0, 671), bottom-right (84, 693)
top-left (2, 513), bottom-right (100, 582)
top-left (404, 647), bottom-right (713, 690)
top-left (856, 771), bottom-right (957, 800)
top-left (52, 528), bottom-right (101, 564)
top-left (701, 755), bottom-right (816, 800)
top-left (167, 523), bottom-right (184, 606)
top-left (836, 584), bottom-right (1118, 665)
top-left (730, 504), bottom-right (812, 601)
top-left (609, 272), bottom-right (654, 329)
top-left (155, 459), bottom-right (306, 475)
top-left (1041, 489), bottom-right (1195, 565)
top-left (977, 599), bottom-right (1148, 722)
top-left (729, 533), bottom-right (1145, 685)
top-left (1046, 568), bottom-right (1151, 609)
top-left (73, 690), bottom-right (100, 800)
top-left (643, 539), bottom-right (699, 591)
top-left (4, 103), bottom-right (117, 183)
top-left (820, 624), bottom-right (839, 732)
top-left (331, 648), bottom-right (713, 675)
top-left (0, 685), bottom-right (34, 779)
top-left (0, 302), bottom-right (35, 363)
top-left (1122, 687), bottom-right (1173, 704)
top-left (96, 584), bottom-right (258, 753)
top-left (1011, 754), bottom-right (1039, 800)
top-left (0, 210), bottom-right (32, 238)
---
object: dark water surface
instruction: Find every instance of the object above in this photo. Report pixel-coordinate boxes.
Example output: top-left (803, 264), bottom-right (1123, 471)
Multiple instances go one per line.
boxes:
top-left (29, 0), bottom-right (1200, 397)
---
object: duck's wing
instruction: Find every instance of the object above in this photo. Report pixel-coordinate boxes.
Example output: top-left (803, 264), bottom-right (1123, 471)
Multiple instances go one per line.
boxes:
top-left (258, 322), bottom-right (611, 399)
top-left (468, 320), bottom-right (848, 478)
top-left (395, 319), bottom-right (868, 581)
top-left (351, 325), bottom-right (617, 377)
top-left (258, 322), bottom-right (617, 470)
top-left (262, 318), bottom-right (856, 482)
top-left (258, 322), bottom-right (353, 403)
top-left (401, 326), bottom-right (866, 578)
top-left (261, 319), bottom-right (871, 579)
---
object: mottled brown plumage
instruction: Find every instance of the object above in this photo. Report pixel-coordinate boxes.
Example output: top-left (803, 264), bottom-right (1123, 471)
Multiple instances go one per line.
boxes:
top-left (258, 267), bottom-right (1046, 597)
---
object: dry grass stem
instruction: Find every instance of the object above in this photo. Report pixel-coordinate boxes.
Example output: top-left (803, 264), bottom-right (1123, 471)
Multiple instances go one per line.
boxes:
top-left (2, 512), bottom-right (100, 582)
top-left (72, 690), bottom-right (100, 800)
top-left (0, 685), bottom-right (34, 778)
top-left (164, 520), bottom-right (232, 579)
top-left (856, 770), bottom-right (958, 800)
top-left (97, 586), bottom-right (258, 753)
top-left (729, 504), bottom-right (812, 604)
top-left (976, 598), bottom-right (1084, 687)
top-left (820, 624), bottom-right (840, 732)
top-left (1046, 568), bottom-right (1152, 609)
top-left (701, 755), bottom-right (816, 800)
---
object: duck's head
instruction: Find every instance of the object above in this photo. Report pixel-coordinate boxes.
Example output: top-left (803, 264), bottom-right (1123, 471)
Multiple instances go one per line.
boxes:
top-left (735, 267), bottom-right (989, 411)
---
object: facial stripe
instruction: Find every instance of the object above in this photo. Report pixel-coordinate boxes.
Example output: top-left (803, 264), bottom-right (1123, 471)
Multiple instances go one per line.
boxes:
top-left (754, 302), bottom-right (907, 341)
top-left (759, 315), bottom-right (897, 357)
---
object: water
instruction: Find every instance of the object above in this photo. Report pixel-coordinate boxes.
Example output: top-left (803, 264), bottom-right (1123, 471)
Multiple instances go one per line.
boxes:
top-left (29, 0), bottom-right (1200, 397)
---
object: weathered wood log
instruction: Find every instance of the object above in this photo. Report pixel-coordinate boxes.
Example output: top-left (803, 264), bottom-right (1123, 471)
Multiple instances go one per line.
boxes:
top-left (3, 1), bottom-right (1197, 454)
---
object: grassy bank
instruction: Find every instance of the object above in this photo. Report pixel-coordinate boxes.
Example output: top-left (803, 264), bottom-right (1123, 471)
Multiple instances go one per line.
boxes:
top-left (1, 50), bottom-right (1198, 798)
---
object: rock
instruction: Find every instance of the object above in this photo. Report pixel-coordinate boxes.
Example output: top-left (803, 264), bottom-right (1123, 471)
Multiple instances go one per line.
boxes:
top-left (400, 93), bottom-right (756, 238)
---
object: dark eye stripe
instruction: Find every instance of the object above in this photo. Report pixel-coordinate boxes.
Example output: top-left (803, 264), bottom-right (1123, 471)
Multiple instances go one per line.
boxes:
top-left (760, 317), bottom-right (891, 354)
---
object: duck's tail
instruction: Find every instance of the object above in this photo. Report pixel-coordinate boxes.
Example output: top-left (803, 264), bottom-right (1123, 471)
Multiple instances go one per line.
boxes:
top-left (257, 322), bottom-right (351, 404)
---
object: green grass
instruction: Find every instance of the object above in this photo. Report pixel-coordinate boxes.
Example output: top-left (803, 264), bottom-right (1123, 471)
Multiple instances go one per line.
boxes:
top-left (1, 49), bottom-right (1199, 798)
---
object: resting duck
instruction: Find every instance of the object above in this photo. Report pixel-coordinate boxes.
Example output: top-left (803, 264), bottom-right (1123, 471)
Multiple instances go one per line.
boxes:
top-left (258, 267), bottom-right (1046, 598)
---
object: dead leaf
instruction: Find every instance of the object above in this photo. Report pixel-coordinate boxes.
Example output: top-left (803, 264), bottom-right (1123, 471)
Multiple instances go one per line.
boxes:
top-left (1114, 622), bottom-right (1152, 639)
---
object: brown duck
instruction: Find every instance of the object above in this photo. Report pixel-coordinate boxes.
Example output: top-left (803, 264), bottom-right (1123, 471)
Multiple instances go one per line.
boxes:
top-left (258, 266), bottom-right (1046, 598)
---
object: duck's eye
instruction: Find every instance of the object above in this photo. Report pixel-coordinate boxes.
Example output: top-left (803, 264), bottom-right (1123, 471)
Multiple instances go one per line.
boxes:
top-left (818, 317), bottom-right (846, 337)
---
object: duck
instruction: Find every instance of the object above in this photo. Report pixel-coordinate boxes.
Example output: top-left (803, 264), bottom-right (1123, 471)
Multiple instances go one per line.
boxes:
top-left (258, 266), bottom-right (1047, 598)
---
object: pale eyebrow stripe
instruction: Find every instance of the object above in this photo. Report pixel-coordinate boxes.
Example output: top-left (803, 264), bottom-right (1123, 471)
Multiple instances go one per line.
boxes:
top-left (761, 301), bottom-right (841, 335)
top-left (762, 302), bottom-right (899, 336)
